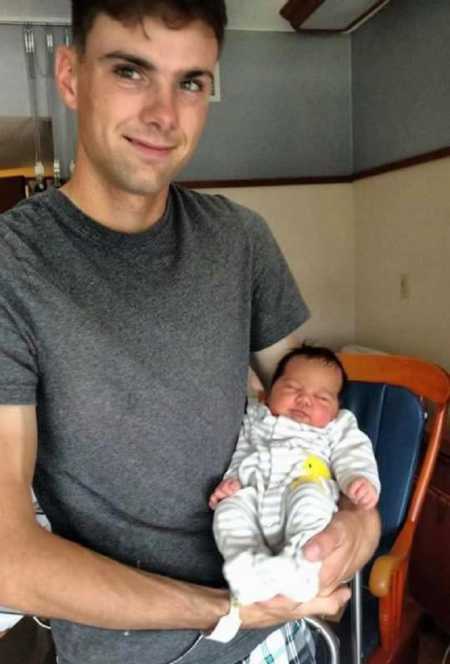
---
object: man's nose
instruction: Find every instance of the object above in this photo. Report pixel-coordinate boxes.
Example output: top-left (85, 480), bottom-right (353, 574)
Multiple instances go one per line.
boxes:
top-left (140, 83), bottom-right (178, 132)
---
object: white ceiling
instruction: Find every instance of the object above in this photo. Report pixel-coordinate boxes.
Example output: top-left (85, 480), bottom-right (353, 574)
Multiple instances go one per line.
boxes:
top-left (226, 1), bottom-right (293, 32)
top-left (0, 0), bottom-right (293, 30)
top-left (0, 0), bottom-right (382, 32)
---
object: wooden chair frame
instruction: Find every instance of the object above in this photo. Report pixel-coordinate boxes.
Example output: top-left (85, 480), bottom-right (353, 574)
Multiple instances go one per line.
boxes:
top-left (338, 353), bottom-right (450, 662)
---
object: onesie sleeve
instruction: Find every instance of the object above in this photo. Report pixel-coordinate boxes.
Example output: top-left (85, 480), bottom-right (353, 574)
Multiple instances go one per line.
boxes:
top-left (246, 213), bottom-right (310, 352)
top-left (329, 410), bottom-right (381, 496)
top-left (0, 232), bottom-right (39, 405)
top-left (223, 412), bottom-right (254, 480)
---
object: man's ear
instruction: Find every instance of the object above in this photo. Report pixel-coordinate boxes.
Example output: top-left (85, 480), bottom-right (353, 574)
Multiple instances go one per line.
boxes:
top-left (55, 45), bottom-right (79, 111)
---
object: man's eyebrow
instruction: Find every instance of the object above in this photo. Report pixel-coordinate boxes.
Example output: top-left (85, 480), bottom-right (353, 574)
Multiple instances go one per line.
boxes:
top-left (101, 51), bottom-right (215, 81)
top-left (101, 51), bottom-right (156, 70)
top-left (183, 68), bottom-right (215, 83)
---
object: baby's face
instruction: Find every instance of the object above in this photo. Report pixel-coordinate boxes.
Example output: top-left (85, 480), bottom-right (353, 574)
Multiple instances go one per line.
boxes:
top-left (267, 356), bottom-right (342, 428)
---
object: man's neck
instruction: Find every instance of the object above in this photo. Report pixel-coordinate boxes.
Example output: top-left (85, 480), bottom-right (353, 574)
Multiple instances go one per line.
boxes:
top-left (61, 172), bottom-right (169, 234)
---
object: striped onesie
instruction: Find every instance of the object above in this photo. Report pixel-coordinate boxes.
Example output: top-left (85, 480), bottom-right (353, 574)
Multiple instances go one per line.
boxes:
top-left (213, 401), bottom-right (380, 605)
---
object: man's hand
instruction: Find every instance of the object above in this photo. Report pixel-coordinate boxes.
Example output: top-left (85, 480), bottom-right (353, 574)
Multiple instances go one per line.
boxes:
top-left (241, 499), bottom-right (378, 629)
top-left (346, 477), bottom-right (379, 510)
top-left (240, 586), bottom-right (351, 629)
top-left (303, 499), bottom-right (381, 596)
top-left (208, 479), bottom-right (242, 509)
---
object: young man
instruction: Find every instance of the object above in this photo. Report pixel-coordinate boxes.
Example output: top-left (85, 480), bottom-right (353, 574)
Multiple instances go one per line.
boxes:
top-left (0, 2), bottom-right (380, 663)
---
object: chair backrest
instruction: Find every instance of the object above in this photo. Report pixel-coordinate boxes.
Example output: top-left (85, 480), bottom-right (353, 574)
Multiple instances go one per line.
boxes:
top-left (339, 353), bottom-right (450, 549)
top-left (341, 381), bottom-right (424, 546)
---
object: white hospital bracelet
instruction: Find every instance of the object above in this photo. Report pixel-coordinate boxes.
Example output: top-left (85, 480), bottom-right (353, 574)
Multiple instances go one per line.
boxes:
top-left (206, 596), bottom-right (242, 643)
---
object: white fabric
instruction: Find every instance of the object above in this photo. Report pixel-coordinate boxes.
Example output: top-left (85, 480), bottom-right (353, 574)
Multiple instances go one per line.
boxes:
top-left (213, 402), bottom-right (380, 604)
top-left (0, 612), bottom-right (23, 631)
top-left (206, 596), bottom-right (242, 643)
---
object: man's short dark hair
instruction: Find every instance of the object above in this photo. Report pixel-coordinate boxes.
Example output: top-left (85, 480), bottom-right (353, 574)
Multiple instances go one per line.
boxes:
top-left (71, 0), bottom-right (227, 52)
top-left (271, 343), bottom-right (349, 399)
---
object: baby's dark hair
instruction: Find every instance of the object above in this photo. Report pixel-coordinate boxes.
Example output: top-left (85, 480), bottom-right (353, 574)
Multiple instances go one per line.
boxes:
top-left (271, 343), bottom-right (349, 398)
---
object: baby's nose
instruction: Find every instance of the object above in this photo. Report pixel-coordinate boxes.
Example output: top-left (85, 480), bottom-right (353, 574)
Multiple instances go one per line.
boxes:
top-left (296, 392), bottom-right (311, 404)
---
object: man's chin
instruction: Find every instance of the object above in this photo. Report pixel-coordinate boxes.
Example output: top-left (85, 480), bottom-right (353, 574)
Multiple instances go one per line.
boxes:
top-left (111, 172), bottom-right (171, 197)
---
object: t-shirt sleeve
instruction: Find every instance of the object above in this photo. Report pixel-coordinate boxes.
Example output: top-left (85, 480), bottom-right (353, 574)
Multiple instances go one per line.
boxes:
top-left (248, 213), bottom-right (310, 352)
top-left (0, 235), bottom-right (38, 404)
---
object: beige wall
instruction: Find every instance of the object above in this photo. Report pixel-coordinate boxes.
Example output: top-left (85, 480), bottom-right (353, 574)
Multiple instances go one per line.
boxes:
top-left (203, 184), bottom-right (356, 350)
top-left (354, 157), bottom-right (450, 372)
top-left (204, 158), bottom-right (450, 377)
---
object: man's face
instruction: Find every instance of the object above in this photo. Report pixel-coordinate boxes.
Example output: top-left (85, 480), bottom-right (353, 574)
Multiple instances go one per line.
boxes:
top-left (62, 13), bottom-right (218, 196)
top-left (267, 357), bottom-right (342, 428)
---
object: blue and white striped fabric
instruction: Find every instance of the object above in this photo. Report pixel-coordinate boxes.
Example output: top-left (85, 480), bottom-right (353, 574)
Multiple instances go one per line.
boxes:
top-left (236, 621), bottom-right (316, 664)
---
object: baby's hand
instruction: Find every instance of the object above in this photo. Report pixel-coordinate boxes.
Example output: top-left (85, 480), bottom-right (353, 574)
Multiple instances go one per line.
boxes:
top-left (208, 478), bottom-right (242, 509)
top-left (346, 477), bottom-right (378, 510)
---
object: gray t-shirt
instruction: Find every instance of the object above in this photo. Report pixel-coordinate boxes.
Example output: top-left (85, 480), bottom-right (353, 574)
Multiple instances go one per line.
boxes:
top-left (0, 184), bottom-right (309, 664)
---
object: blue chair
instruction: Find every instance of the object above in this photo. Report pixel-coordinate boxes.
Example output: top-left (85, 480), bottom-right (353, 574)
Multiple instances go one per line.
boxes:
top-left (305, 353), bottom-right (449, 664)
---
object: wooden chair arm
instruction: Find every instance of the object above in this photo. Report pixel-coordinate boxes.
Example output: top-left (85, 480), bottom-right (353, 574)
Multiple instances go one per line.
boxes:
top-left (369, 522), bottom-right (414, 597)
top-left (370, 554), bottom-right (404, 597)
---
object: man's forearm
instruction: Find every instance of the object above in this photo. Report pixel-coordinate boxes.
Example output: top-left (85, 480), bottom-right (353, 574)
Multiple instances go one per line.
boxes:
top-left (0, 525), bottom-right (229, 631)
top-left (0, 524), bottom-right (358, 637)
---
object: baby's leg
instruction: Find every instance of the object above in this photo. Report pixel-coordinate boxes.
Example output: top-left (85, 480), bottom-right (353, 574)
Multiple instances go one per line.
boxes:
top-left (213, 487), bottom-right (275, 604)
top-left (260, 481), bottom-right (338, 602)
top-left (285, 480), bottom-right (338, 552)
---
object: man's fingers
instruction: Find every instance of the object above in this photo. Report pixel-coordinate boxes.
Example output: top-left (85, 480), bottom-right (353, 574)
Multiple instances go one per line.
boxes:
top-left (303, 519), bottom-right (346, 562)
top-left (240, 587), bottom-right (351, 629)
top-left (299, 586), bottom-right (351, 618)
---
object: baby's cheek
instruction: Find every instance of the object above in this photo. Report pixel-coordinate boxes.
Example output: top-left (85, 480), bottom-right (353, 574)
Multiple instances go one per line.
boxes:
top-left (314, 406), bottom-right (335, 427)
